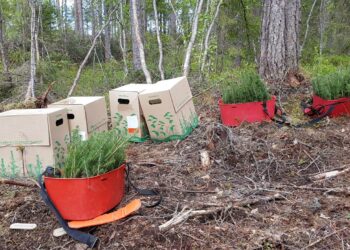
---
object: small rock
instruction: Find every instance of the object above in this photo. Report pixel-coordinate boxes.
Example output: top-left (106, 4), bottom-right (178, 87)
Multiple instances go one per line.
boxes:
top-left (201, 174), bottom-right (210, 180)
top-left (293, 139), bottom-right (298, 145)
top-left (53, 227), bottom-right (66, 237)
top-left (75, 243), bottom-right (88, 250)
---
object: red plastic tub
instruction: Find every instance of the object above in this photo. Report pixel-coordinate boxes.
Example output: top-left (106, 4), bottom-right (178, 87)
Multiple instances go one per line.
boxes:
top-left (44, 164), bottom-right (126, 221)
top-left (312, 95), bottom-right (350, 117)
top-left (219, 96), bottom-right (276, 126)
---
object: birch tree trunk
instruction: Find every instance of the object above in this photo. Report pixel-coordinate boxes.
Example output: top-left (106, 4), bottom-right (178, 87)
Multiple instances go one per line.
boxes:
top-left (119, 0), bottom-right (128, 76)
top-left (130, 0), bottom-right (145, 70)
top-left (26, 0), bottom-right (37, 101)
top-left (183, 0), bottom-right (204, 77)
top-left (259, 0), bottom-right (301, 84)
top-left (130, 0), bottom-right (152, 83)
top-left (200, 0), bottom-right (222, 74)
top-left (0, 7), bottom-right (10, 82)
top-left (153, 0), bottom-right (164, 80)
top-left (104, 1), bottom-right (112, 61)
top-left (74, 0), bottom-right (84, 36)
top-left (319, 0), bottom-right (328, 56)
top-left (300, 0), bottom-right (318, 54)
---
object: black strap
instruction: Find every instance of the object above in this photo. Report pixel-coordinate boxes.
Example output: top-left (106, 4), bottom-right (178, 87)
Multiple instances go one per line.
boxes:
top-left (125, 163), bottom-right (162, 208)
top-left (294, 104), bottom-right (335, 128)
top-left (262, 101), bottom-right (289, 127)
top-left (38, 174), bottom-right (98, 248)
top-left (263, 100), bottom-right (336, 128)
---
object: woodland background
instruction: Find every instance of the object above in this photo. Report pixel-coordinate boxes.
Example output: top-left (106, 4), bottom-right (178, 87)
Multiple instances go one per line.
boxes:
top-left (0, 0), bottom-right (350, 102)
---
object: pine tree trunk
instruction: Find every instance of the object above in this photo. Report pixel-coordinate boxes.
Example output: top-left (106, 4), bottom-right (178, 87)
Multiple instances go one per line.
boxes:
top-left (153, 0), bottom-right (164, 80)
top-left (259, 0), bottom-right (301, 84)
top-left (130, 0), bottom-right (145, 70)
top-left (169, 0), bottom-right (177, 37)
top-left (26, 0), bottom-right (37, 101)
top-left (91, 0), bottom-right (96, 38)
top-left (130, 0), bottom-right (152, 83)
top-left (74, 0), bottom-right (84, 36)
top-left (104, 1), bottom-right (112, 61)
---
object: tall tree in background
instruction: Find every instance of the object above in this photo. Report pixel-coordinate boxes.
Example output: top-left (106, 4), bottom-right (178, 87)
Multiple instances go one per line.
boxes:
top-left (74, 0), bottom-right (84, 36)
top-left (0, 4), bottom-right (10, 82)
top-left (153, 0), bottom-right (164, 80)
top-left (169, 0), bottom-right (176, 38)
top-left (183, 0), bottom-right (204, 77)
top-left (119, 0), bottom-right (128, 77)
top-left (130, 0), bottom-right (145, 71)
top-left (259, 0), bottom-right (301, 84)
top-left (26, 0), bottom-right (38, 101)
top-left (131, 0), bottom-right (152, 83)
top-left (104, 1), bottom-right (112, 60)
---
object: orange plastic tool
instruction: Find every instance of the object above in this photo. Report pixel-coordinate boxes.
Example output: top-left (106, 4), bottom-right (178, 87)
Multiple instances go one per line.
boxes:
top-left (68, 199), bottom-right (142, 229)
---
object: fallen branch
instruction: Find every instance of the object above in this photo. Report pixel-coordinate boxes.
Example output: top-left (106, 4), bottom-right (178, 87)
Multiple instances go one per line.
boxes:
top-left (0, 178), bottom-right (37, 188)
top-left (159, 193), bottom-right (283, 232)
top-left (310, 167), bottom-right (350, 181)
top-left (302, 227), bottom-right (346, 249)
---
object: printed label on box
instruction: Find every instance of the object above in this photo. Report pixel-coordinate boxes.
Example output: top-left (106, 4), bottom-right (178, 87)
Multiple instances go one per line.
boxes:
top-left (78, 131), bottom-right (87, 141)
top-left (127, 115), bottom-right (139, 134)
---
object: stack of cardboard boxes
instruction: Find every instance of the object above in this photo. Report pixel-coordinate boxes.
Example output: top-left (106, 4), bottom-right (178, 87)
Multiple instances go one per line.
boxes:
top-left (0, 77), bottom-right (197, 178)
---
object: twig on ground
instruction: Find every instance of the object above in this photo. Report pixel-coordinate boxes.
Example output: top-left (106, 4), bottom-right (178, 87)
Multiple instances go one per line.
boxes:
top-left (159, 193), bottom-right (284, 232)
top-left (310, 167), bottom-right (350, 181)
top-left (0, 178), bottom-right (37, 188)
top-left (302, 227), bottom-right (346, 249)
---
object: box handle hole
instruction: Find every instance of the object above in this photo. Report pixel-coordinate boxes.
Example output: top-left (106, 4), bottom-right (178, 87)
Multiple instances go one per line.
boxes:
top-left (67, 113), bottom-right (75, 120)
top-left (56, 119), bottom-right (64, 126)
top-left (149, 99), bottom-right (162, 105)
top-left (118, 98), bottom-right (130, 104)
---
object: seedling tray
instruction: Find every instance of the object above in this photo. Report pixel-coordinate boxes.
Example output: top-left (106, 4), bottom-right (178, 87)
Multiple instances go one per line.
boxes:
top-left (219, 96), bottom-right (276, 126)
top-left (312, 95), bottom-right (350, 117)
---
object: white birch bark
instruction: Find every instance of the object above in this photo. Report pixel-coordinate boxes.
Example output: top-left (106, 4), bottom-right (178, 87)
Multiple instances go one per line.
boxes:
top-left (131, 0), bottom-right (152, 83)
top-left (201, 0), bottom-right (222, 73)
top-left (300, 0), bottom-right (318, 54)
top-left (26, 0), bottom-right (37, 101)
top-left (0, 8), bottom-right (10, 79)
top-left (153, 0), bottom-right (164, 80)
top-left (119, 0), bottom-right (128, 76)
top-left (183, 0), bottom-right (204, 77)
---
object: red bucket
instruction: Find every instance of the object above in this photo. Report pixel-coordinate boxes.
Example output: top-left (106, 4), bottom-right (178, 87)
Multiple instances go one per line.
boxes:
top-left (44, 164), bottom-right (126, 221)
top-left (219, 96), bottom-right (276, 126)
top-left (312, 95), bottom-right (350, 117)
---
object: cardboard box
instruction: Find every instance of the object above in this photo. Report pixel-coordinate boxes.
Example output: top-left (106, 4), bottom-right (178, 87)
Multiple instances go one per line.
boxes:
top-left (0, 108), bottom-right (70, 178)
top-left (139, 76), bottom-right (198, 142)
top-left (48, 96), bottom-right (108, 140)
top-left (109, 84), bottom-right (152, 142)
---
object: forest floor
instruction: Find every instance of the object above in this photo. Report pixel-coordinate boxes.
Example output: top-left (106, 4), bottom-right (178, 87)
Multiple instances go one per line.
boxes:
top-left (1, 85), bottom-right (350, 249)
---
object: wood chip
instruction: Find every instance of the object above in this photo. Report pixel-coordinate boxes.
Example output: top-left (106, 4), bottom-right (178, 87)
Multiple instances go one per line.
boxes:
top-left (10, 223), bottom-right (37, 230)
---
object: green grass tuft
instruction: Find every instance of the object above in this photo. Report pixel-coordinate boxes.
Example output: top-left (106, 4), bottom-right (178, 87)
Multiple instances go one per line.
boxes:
top-left (221, 70), bottom-right (270, 104)
top-left (62, 130), bottom-right (129, 178)
top-left (312, 69), bottom-right (350, 100)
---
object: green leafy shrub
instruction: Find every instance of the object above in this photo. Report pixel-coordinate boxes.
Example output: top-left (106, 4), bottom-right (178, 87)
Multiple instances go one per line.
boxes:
top-left (62, 130), bottom-right (128, 178)
top-left (312, 69), bottom-right (350, 100)
top-left (221, 71), bottom-right (270, 104)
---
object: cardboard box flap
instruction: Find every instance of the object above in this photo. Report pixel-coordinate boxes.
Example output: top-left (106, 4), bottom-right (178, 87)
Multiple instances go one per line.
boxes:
top-left (158, 77), bottom-right (193, 112)
top-left (52, 96), bottom-right (103, 106)
top-left (0, 110), bottom-right (54, 146)
top-left (113, 83), bottom-right (153, 93)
